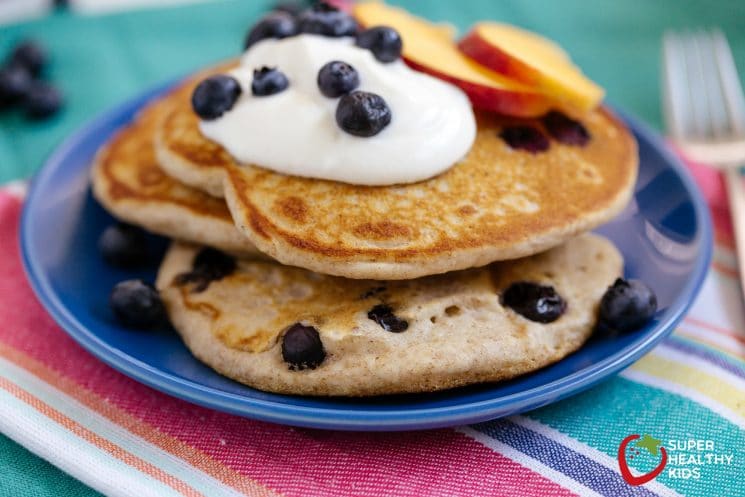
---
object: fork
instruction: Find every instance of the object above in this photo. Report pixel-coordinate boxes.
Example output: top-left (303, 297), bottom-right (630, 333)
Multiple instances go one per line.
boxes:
top-left (662, 30), bottom-right (745, 292)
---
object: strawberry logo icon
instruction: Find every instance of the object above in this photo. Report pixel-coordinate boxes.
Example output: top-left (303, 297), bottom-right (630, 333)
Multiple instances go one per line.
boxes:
top-left (617, 434), bottom-right (668, 486)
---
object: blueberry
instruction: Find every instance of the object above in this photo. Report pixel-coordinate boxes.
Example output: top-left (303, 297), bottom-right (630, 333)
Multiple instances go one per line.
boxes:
top-left (251, 66), bottom-right (289, 96)
top-left (8, 40), bottom-right (47, 77)
top-left (281, 323), bottom-right (326, 370)
top-left (317, 60), bottom-right (359, 98)
top-left (193, 247), bottom-right (236, 281)
top-left (298, 3), bottom-right (358, 37)
top-left (355, 26), bottom-right (402, 63)
top-left (0, 65), bottom-right (31, 107)
top-left (499, 126), bottom-right (550, 153)
top-left (501, 282), bottom-right (566, 323)
top-left (174, 247), bottom-right (236, 293)
top-left (23, 81), bottom-right (63, 119)
top-left (244, 12), bottom-right (299, 50)
top-left (336, 91), bottom-right (391, 137)
top-left (542, 111), bottom-right (590, 146)
top-left (599, 278), bottom-right (657, 333)
top-left (367, 304), bottom-right (408, 332)
top-left (191, 75), bottom-right (242, 120)
top-left (110, 280), bottom-right (167, 329)
top-left (98, 223), bottom-right (149, 268)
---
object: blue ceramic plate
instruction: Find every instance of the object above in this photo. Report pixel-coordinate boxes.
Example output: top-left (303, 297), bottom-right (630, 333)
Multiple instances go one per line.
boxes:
top-left (21, 83), bottom-right (712, 431)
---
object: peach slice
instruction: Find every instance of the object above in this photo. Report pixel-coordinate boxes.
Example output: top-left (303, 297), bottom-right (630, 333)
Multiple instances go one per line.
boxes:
top-left (459, 23), bottom-right (604, 112)
top-left (353, 2), bottom-right (555, 118)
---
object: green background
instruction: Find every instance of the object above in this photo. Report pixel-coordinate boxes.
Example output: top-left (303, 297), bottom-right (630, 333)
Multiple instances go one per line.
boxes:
top-left (1, 1), bottom-right (744, 495)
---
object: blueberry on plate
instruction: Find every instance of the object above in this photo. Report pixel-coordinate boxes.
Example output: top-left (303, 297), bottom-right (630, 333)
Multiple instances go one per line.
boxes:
top-left (298, 3), bottom-right (358, 37)
top-left (336, 91), bottom-right (391, 137)
top-left (282, 323), bottom-right (326, 370)
top-left (598, 278), bottom-right (657, 333)
top-left (317, 60), bottom-right (359, 98)
top-left (501, 282), bottom-right (566, 323)
top-left (191, 75), bottom-right (242, 120)
top-left (23, 80), bottom-right (63, 119)
top-left (98, 222), bottom-right (149, 268)
top-left (355, 26), bottom-right (402, 63)
top-left (244, 11), bottom-right (299, 50)
top-left (110, 280), bottom-right (167, 329)
top-left (252, 67), bottom-right (289, 96)
top-left (0, 64), bottom-right (32, 107)
top-left (7, 40), bottom-right (47, 77)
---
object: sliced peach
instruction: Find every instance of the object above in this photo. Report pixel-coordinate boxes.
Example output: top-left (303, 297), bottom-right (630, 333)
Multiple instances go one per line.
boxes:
top-left (353, 2), bottom-right (555, 118)
top-left (459, 23), bottom-right (604, 112)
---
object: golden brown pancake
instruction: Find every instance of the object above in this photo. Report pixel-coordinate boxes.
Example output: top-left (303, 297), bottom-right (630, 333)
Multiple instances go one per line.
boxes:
top-left (155, 67), bottom-right (236, 198)
top-left (91, 87), bottom-right (260, 256)
top-left (157, 233), bottom-right (622, 396)
top-left (155, 74), bottom-right (637, 279)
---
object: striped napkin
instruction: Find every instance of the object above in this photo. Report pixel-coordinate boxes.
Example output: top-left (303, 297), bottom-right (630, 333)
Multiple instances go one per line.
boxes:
top-left (0, 157), bottom-right (743, 497)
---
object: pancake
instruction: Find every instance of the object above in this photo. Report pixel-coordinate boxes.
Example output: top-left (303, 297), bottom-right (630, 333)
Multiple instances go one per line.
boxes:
top-left (155, 68), bottom-right (235, 198)
top-left (156, 75), bottom-right (636, 279)
top-left (91, 89), bottom-right (260, 256)
top-left (156, 233), bottom-right (622, 396)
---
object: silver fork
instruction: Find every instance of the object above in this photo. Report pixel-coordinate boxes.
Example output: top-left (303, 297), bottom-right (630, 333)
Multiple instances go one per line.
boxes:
top-left (662, 30), bottom-right (745, 291)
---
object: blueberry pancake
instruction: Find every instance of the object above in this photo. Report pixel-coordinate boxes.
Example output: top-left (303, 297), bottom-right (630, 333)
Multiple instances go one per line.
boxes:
top-left (156, 233), bottom-right (622, 396)
top-left (155, 74), bottom-right (236, 199)
top-left (156, 79), bottom-right (636, 279)
top-left (91, 85), bottom-right (260, 256)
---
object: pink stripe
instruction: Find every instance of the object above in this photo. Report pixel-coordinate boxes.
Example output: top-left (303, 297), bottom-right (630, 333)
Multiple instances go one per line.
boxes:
top-left (0, 191), bottom-right (574, 496)
top-left (674, 147), bottom-right (734, 246)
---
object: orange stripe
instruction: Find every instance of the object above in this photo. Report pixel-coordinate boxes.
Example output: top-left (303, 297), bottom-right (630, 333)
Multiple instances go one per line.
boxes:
top-left (712, 261), bottom-right (739, 280)
top-left (0, 377), bottom-right (204, 497)
top-left (685, 316), bottom-right (745, 344)
top-left (715, 229), bottom-right (735, 250)
top-left (0, 342), bottom-right (280, 497)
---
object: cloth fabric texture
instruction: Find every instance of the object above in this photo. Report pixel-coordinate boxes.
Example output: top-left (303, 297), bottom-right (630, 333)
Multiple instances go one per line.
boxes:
top-left (1, 166), bottom-right (743, 496)
top-left (1, 1), bottom-right (744, 496)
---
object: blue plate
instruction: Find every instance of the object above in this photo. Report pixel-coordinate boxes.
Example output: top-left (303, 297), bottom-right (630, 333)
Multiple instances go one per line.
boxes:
top-left (21, 83), bottom-right (712, 431)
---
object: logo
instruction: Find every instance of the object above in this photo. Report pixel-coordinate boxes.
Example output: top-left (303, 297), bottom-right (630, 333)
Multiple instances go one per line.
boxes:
top-left (617, 434), bottom-right (736, 486)
top-left (617, 434), bottom-right (668, 485)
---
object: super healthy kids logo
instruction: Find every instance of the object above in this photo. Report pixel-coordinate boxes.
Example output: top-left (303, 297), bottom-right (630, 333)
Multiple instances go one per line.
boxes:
top-left (617, 434), bottom-right (735, 486)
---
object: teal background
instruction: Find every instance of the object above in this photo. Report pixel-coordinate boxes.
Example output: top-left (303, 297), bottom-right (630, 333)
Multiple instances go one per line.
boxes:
top-left (1, 1), bottom-right (744, 496)
top-left (0, 434), bottom-right (101, 497)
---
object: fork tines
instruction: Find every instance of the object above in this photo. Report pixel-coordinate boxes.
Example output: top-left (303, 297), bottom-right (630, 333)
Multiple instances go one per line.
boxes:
top-left (663, 29), bottom-right (745, 145)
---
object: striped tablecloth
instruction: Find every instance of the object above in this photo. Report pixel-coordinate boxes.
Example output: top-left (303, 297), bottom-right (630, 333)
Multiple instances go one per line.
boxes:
top-left (0, 154), bottom-right (743, 497)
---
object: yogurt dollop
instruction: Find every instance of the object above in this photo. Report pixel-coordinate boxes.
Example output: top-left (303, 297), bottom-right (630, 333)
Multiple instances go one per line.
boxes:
top-left (199, 34), bottom-right (476, 186)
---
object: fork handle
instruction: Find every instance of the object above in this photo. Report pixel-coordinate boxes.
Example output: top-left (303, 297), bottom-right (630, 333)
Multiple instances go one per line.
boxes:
top-left (724, 167), bottom-right (745, 292)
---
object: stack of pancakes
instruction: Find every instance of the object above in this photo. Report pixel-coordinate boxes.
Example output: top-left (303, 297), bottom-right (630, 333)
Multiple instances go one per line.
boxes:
top-left (91, 66), bottom-right (638, 396)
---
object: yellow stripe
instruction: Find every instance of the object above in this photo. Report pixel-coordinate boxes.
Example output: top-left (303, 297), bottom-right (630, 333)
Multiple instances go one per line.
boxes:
top-left (629, 353), bottom-right (745, 417)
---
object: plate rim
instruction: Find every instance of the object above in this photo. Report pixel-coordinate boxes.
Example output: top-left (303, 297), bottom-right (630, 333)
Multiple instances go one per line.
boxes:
top-left (20, 83), bottom-right (714, 431)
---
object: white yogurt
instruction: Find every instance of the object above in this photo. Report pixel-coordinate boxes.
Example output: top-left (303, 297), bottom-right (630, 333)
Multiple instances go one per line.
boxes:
top-left (198, 34), bottom-right (476, 185)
